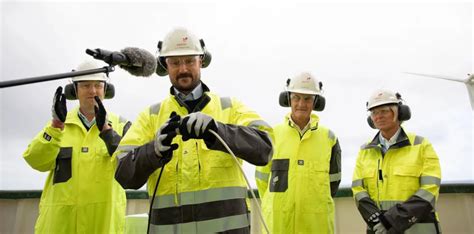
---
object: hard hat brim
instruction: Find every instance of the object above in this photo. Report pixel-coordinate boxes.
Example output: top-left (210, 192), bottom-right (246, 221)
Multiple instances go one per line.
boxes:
top-left (72, 74), bottom-right (107, 82)
top-left (367, 100), bottom-right (398, 110)
top-left (288, 89), bottom-right (320, 95)
top-left (160, 50), bottom-right (204, 57)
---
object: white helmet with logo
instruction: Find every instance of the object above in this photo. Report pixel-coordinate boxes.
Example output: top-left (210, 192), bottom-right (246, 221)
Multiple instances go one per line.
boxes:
top-left (71, 59), bottom-right (107, 82)
top-left (287, 72), bottom-right (322, 95)
top-left (366, 89), bottom-right (400, 110)
top-left (159, 27), bottom-right (204, 57)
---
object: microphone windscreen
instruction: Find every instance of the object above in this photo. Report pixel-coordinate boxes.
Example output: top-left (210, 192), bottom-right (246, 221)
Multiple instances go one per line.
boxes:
top-left (119, 47), bottom-right (157, 77)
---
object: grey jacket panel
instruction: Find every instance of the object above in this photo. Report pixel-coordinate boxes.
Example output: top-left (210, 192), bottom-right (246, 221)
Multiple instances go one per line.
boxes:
top-left (206, 123), bottom-right (272, 166)
top-left (383, 195), bottom-right (436, 233)
top-left (115, 141), bottom-right (165, 189)
top-left (329, 139), bottom-right (341, 197)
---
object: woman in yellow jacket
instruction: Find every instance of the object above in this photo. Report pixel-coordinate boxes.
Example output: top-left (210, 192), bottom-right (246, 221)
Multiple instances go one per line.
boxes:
top-left (352, 89), bottom-right (441, 234)
top-left (23, 60), bottom-right (131, 234)
top-left (256, 72), bottom-right (341, 234)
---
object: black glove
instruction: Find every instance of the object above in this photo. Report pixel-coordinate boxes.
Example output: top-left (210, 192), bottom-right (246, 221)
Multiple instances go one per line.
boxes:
top-left (154, 112), bottom-right (181, 162)
top-left (179, 112), bottom-right (218, 142)
top-left (367, 211), bottom-right (381, 224)
top-left (373, 222), bottom-right (388, 234)
top-left (94, 96), bottom-right (108, 131)
top-left (52, 86), bottom-right (67, 122)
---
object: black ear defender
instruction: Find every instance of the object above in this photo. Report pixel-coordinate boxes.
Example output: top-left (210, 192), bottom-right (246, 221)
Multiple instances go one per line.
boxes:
top-left (278, 78), bottom-right (326, 111)
top-left (366, 92), bottom-right (411, 129)
top-left (64, 82), bottom-right (115, 100)
top-left (155, 41), bottom-right (168, 77)
top-left (155, 39), bottom-right (212, 77)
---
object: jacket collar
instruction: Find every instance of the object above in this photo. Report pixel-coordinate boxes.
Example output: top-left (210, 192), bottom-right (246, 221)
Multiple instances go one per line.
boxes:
top-left (169, 81), bottom-right (210, 96)
top-left (169, 82), bottom-right (211, 113)
top-left (285, 113), bottom-right (320, 131)
top-left (366, 127), bottom-right (410, 150)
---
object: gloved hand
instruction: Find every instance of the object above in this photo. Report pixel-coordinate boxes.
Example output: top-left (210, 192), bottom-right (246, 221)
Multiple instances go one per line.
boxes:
top-left (154, 112), bottom-right (181, 161)
top-left (52, 86), bottom-right (67, 122)
top-left (368, 211), bottom-right (381, 223)
top-left (94, 96), bottom-right (108, 131)
top-left (179, 112), bottom-right (218, 141)
top-left (373, 222), bottom-right (388, 234)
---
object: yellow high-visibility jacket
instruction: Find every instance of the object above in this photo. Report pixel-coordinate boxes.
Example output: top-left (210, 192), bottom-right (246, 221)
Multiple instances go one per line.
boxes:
top-left (114, 86), bottom-right (273, 233)
top-left (256, 113), bottom-right (341, 234)
top-left (23, 106), bottom-right (130, 234)
top-left (352, 127), bottom-right (442, 234)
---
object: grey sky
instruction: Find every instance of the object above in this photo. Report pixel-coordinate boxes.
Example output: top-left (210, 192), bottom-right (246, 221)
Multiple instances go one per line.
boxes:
top-left (1, 2), bottom-right (472, 190)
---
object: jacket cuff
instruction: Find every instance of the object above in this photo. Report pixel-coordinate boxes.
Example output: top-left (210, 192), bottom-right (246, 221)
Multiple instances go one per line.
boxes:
top-left (44, 125), bottom-right (64, 143)
top-left (379, 213), bottom-right (393, 230)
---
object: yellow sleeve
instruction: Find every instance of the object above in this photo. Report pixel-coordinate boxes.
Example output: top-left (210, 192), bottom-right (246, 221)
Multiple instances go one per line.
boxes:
top-left (255, 160), bottom-right (272, 198)
top-left (415, 138), bottom-right (441, 203)
top-left (23, 123), bottom-right (63, 172)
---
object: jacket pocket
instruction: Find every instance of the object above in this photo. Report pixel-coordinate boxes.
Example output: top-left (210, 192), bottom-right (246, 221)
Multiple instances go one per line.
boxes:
top-left (393, 165), bottom-right (421, 193)
top-left (269, 159), bottom-right (289, 192)
top-left (53, 147), bottom-right (72, 184)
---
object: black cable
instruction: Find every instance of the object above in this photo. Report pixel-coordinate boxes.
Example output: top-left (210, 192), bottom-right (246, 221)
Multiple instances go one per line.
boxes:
top-left (146, 165), bottom-right (166, 234)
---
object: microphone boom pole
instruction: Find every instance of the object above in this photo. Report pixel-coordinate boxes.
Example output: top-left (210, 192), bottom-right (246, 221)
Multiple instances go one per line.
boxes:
top-left (0, 66), bottom-right (115, 88)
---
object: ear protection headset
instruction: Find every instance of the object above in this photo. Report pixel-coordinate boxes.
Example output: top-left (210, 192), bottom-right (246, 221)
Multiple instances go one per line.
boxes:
top-left (366, 92), bottom-right (411, 129)
top-left (155, 39), bottom-right (212, 77)
top-left (278, 78), bottom-right (326, 111)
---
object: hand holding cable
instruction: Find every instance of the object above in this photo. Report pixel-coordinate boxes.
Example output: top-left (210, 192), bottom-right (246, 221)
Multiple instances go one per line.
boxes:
top-left (154, 112), bottom-right (181, 163)
top-left (176, 112), bottom-right (270, 233)
top-left (51, 86), bottom-right (67, 130)
top-left (179, 112), bottom-right (218, 142)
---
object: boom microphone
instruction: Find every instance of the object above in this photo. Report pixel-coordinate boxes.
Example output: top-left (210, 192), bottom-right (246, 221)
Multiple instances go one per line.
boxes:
top-left (86, 47), bottom-right (157, 77)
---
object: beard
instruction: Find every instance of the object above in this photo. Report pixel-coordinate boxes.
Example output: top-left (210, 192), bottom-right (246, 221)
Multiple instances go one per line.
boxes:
top-left (173, 72), bottom-right (201, 93)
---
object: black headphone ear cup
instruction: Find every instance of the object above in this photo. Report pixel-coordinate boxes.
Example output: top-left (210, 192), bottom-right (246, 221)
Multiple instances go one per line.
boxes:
top-left (367, 116), bottom-right (376, 129)
top-left (201, 51), bottom-right (212, 68)
top-left (199, 39), bottom-right (212, 68)
top-left (64, 83), bottom-right (77, 100)
top-left (104, 83), bottom-right (115, 99)
top-left (156, 57), bottom-right (168, 76)
top-left (279, 91), bottom-right (290, 107)
top-left (313, 95), bottom-right (326, 111)
top-left (398, 104), bottom-right (411, 121)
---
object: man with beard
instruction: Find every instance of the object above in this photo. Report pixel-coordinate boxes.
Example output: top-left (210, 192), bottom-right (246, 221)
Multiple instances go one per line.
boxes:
top-left (114, 27), bottom-right (273, 233)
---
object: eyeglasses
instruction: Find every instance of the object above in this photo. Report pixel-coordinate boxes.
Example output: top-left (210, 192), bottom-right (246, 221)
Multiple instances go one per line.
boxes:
top-left (370, 107), bottom-right (392, 117)
top-left (290, 94), bottom-right (315, 103)
top-left (77, 82), bottom-right (104, 90)
top-left (166, 56), bottom-right (199, 69)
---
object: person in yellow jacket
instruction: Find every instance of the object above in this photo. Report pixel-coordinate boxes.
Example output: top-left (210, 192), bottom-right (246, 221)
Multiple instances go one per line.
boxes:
top-left (114, 27), bottom-right (273, 233)
top-left (255, 72), bottom-right (342, 234)
top-left (23, 59), bottom-right (131, 234)
top-left (352, 89), bottom-right (442, 234)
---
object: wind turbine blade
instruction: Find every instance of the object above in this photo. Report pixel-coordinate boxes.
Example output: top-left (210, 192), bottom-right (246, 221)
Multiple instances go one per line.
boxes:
top-left (465, 83), bottom-right (474, 110)
top-left (404, 72), bottom-right (465, 83)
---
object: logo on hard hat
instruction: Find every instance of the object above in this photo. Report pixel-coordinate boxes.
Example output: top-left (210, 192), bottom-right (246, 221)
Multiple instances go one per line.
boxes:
top-left (177, 37), bottom-right (189, 47)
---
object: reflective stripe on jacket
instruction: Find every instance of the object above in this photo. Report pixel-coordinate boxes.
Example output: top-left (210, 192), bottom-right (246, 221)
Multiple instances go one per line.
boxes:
top-left (352, 127), bottom-right (442, 234)
top-left (256, 113), bottom-right (341, 234)
top-left (23, 106), bottom-right (129, 234)
top-left (114, 90), bottom-right (273, 233)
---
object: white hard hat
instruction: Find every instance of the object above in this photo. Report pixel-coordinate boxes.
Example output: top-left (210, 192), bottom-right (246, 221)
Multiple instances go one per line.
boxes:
top-left (367, 89), bottom-right (400, 110)
top-left (159, 27), bottom-right (204, 57)
top-left (287, 72), bottom-right (321, 95)
top-left (71, 59), bottom-right (107, 82)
